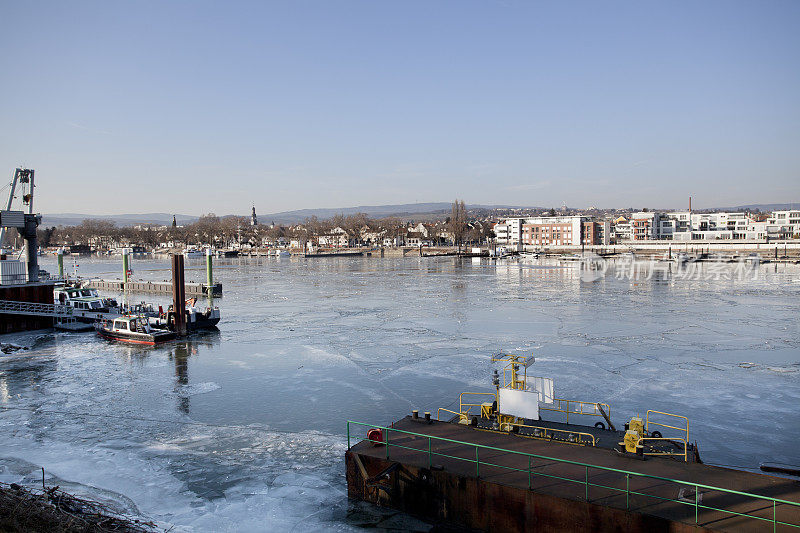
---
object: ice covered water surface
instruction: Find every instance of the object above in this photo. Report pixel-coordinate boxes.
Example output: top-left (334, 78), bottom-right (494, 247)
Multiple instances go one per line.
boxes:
top-left (0, 256), bottom-right (798, 531)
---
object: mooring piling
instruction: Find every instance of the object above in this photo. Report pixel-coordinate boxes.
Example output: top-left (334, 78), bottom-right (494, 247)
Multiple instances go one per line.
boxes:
top-left (122, 248), bottom-right (130, 287)
top-left (171, 254), bottom-right (187, 337)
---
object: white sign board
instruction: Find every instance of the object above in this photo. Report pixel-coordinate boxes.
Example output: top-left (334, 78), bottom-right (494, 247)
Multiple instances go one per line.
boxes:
top-left (498, 388), bottom-right (539, 420)
top-left (529, 377), bottom-right (554, 404)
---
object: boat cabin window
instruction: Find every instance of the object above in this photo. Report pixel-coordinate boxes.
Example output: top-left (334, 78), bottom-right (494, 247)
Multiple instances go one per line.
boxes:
top-left (114, 320), bottom-right (128, 330)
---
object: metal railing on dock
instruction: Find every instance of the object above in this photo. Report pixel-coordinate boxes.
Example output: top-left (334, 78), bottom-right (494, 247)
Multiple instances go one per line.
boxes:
top-left (0, 299), bottom-right (72, 317)
top-left (347, 420), bottom-right (800, 531)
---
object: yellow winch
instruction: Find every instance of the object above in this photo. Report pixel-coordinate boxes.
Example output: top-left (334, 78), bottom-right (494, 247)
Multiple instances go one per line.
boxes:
top-left (620, 416), bottom-right (645, 455)
top-left (623, 430), bottom-right (642, 453)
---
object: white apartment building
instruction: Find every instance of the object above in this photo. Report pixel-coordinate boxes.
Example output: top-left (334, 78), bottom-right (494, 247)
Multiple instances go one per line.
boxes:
top-left (670, 212), bottom-right (773, 241)
top-left (767, 210), bottom-right (800, 238)
top-left (616, 211), bottom-right (792, 242)
top-left (612, 217), bottom-right (632, 242)
top-left (493, 218), bottom-right (524, 245)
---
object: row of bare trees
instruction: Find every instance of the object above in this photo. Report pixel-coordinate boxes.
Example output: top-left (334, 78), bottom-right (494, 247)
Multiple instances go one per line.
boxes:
top-left (32, 202), bottom-right (492, 249)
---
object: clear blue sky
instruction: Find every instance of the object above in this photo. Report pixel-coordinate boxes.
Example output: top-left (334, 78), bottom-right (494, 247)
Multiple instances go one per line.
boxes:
top-left (1, 1), bottom-right (798, 215)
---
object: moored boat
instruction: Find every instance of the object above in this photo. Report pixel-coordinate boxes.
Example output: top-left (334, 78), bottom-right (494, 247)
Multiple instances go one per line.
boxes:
top-left (183, 248), bottom-right (205, 258)
top-left (147, 298), bottom-right (221, 331)
top-left (95, 315), bottom-right (176, 345)
top-left (304, 250), bottom-right (363, 257)
top-left (54, 283), bottom-right (118, 320)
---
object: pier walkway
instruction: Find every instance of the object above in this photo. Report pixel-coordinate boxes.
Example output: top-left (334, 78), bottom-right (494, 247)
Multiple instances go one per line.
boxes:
top-left (85, 279), bottom-right (222, 297)
top-left (0, 300), bottom-right (71, 318)
top-left (0, 299), bottom-right (122, 322)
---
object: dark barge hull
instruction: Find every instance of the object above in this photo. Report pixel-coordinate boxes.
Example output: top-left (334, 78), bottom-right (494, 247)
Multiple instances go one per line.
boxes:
top-left (347, 416), bottom-right (800, 532)
top-left (157, 311), bottom-right (220, 331)
top-left (304, 251), bottom-right (364, 257)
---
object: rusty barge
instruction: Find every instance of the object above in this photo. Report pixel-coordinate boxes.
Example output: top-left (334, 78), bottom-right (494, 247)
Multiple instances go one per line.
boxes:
top-left (346, 355), bottom-right (800, 532)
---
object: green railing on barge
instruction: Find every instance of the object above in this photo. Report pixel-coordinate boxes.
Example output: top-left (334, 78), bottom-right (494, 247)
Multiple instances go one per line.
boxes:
top-left (347, 420), bottom-right (800, 531)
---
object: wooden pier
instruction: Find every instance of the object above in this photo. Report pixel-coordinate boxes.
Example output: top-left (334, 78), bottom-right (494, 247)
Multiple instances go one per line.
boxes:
top-left (85, 279), bottom-right (222, 297)
top-left (347, 416), bottom-right (800, 532)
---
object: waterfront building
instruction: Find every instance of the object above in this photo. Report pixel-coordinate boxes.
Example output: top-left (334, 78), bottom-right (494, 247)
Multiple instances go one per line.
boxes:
top-left (612, 216), bottom-right (631, 243)
top-left (767, 210), bottom-right (800, 238)
top-left (630, 212), bottom-right (663, 241)
top-left (521, 216), bottom-right (583, 247)
top-left (581, 220), bottom-right (611, 245)
top-left (492, 219), bottom-right (518, 245)
top-left (661, 212), bottom-right (773, 241)
top-left (494, 216), bottom-right (604, 247)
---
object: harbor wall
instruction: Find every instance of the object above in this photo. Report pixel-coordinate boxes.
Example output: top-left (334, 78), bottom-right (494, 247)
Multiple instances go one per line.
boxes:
top-left (0, 282), bottom-right (55, 334)
top-left (346, 451), bottom-right (710, 533)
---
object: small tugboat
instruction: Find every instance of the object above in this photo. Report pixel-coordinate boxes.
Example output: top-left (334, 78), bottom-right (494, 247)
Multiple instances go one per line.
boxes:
top-left (95, 315), bottom-right (176, 345)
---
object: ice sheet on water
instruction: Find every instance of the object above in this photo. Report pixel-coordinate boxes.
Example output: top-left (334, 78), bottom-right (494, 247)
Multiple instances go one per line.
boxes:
top-left (0, 256), bottom-right (797, 530)
top-left (0, 416), bottom-right (355, 532)
top-left (177, 381), bottom-right (221, 396)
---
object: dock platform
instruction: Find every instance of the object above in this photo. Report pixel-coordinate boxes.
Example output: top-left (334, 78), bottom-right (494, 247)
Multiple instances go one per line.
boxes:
top-left (86, 279), bottom-right (222, 297)
top-left (346, 416), bottom-right (800, 532)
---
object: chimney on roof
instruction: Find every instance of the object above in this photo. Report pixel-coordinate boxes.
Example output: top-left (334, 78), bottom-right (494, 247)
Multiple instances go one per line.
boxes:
top-left (689, 196), bottom-right (692, 213)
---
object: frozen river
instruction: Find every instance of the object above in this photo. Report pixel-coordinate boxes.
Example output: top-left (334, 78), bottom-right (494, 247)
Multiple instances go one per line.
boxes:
top-left (1, 256), bottom-right (798, 531)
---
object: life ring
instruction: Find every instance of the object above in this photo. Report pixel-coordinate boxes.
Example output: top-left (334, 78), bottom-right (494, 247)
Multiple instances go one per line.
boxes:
top-left (366, 428), bottom-right (383, 446)
top-left (594, 421), bottom-right (606, 430)
top-left (651, 430), bottom-right (662, 439)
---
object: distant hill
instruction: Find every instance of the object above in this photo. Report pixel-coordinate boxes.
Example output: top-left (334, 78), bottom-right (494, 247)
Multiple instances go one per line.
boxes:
top-left (41, 203), bottom-right (530, 226)
top-left (712, 203), bottom-right (798, 212)
top-left (40, 202), bottom-right (797, 227)
top-left (256, 202), bottom-right (533, 224)
top-left (41, 213), bottom-right (199, 227)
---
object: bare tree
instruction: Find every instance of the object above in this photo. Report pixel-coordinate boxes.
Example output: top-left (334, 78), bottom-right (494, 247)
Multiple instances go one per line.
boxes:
top-left (448, 199), bottom-right (468, 251)
top-left (195, 214), bottom-right (220, 245)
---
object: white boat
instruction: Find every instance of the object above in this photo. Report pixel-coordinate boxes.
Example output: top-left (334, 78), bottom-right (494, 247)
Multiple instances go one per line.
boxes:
top-left (183, 248), bottom-right (205, 258)
top-left (96, 316), bottom-right (175, 345)
top-left (519, 251), bottom-right (540, 259)
top-left (54, 284), bottom-right (118, 318)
